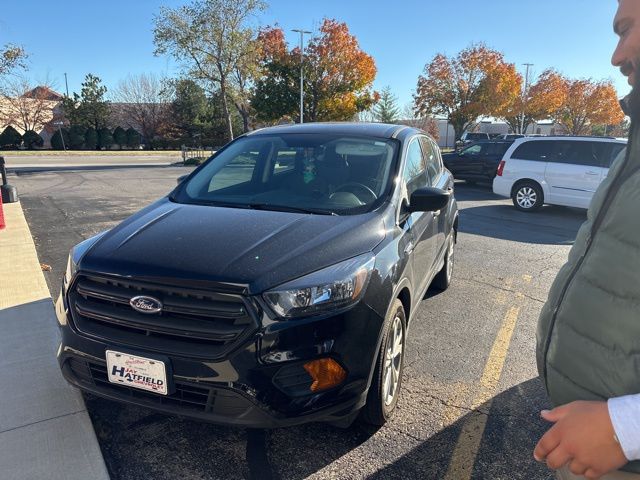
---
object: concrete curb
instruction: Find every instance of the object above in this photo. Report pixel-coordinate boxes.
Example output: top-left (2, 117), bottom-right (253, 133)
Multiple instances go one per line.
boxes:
top-left (0, 202), bottom-right (109, 480)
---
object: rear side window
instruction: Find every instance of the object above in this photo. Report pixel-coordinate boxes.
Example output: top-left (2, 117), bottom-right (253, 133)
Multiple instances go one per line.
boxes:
top-left (554, 141), bottom-right (601, 167)
top-left (511, 141), bottom-right (555, 161)
top-left (607, 144), bottom-right (626, 168)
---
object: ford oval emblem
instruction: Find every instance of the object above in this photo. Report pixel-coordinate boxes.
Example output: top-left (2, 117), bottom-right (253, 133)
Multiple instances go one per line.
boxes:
top-left (129, 295), bottom-right (163, 314)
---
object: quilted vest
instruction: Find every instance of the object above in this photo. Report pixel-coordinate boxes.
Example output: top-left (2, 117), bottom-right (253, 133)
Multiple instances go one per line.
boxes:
top-left (537, 97), bottom-right (640, 472)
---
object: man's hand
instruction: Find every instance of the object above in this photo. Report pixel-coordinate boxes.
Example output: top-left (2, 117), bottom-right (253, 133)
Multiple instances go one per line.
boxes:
top-left (533, 401), bottom-right (628, 479)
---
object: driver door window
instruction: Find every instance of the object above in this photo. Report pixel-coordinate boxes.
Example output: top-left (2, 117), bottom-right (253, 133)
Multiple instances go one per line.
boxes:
top-left (420, 137), bottom-right (441, 186)
top-left (403, 139), bottom-right (428, 197)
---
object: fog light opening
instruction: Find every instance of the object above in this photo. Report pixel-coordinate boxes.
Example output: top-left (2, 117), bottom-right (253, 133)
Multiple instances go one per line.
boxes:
top-left (303, 358), bottom-right (347, 392)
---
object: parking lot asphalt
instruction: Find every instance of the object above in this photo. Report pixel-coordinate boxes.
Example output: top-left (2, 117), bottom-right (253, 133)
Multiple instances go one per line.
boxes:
top-left (10, 166), bottom-right (587, 480)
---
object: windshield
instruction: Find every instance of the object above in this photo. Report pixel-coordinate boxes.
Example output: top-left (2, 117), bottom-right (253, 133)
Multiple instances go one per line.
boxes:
top-left (174, 133), bottom-right (400, 215)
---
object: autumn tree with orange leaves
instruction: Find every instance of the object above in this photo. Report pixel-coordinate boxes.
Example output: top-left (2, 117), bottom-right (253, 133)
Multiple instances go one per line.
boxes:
top-left (499, 69), bottom-right (568, 134)
top-left (253, 19), bottom-right (377, 123)
top-left (414, 44), bottom-right (520, 141)
top-left (499, 69), bottom-right (623, 135)
top-left (554, 78), bottom-right (624, 135)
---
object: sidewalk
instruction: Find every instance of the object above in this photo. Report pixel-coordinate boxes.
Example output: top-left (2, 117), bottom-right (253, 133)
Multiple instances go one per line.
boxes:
top-left (0, 202), bottom-right (109, 479)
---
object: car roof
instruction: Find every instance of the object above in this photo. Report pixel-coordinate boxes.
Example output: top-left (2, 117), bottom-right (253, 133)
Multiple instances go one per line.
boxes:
top-left (466, 140), bottom-right (514, 145)
top-left (246, 122), bottom-right (416, 140)
top-left (510, 135), bottom-right (627, 146)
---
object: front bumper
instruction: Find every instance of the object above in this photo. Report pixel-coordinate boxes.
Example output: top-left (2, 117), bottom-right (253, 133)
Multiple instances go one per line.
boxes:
top-left (56, 287), bottom-right (384, 428)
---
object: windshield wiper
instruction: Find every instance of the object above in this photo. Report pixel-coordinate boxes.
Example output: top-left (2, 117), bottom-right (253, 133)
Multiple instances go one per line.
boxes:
top-left (248, 203), bottom-right (338, 216)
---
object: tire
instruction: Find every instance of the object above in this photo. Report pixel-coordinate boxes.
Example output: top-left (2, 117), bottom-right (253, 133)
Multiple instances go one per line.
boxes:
top-left (433, 233), bottom-right (455, 291)
top-left (512, 181), bottom-right (543, 212)
top-left (361, 299), bottom-right (406, 426)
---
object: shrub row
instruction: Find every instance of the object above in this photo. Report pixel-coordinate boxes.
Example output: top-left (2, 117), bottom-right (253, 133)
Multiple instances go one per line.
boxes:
top-left (0, 126), bottom-right (44, 149)
top-left (51, 126), bottom-right (142, 150)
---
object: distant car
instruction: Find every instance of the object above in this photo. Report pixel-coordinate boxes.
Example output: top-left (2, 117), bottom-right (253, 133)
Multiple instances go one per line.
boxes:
top-left (493, 136), bottom-right (627, 211)
top-left (459, 132), bottom-right (491, 145)
top-left (496, 134), bottom-right (526, 140)
top-left (443, 140), bottom-right (514, 184)
top-left (456, 132), bottom-right (491, 149)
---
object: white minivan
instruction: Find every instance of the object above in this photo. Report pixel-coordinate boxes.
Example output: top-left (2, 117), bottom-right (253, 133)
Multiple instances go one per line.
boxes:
top-left (493, 136), bottom-right (627, 211)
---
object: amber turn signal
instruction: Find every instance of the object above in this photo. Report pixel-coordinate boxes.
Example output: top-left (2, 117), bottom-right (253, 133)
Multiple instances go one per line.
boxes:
top-left (303, 358), bottom-right (347, 392)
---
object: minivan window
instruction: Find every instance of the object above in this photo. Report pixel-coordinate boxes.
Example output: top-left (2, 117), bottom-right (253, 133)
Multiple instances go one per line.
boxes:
top-left (176, 134), bottom-right (399, 215)
top-left (512, 140), bottom-right (555, 161)
top-left (608, 144), bottom-right (626, 168)
top-left (554, 141), bottom-right (601, 167)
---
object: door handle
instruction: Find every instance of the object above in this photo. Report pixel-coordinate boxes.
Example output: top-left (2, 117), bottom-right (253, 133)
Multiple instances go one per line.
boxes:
top-left (586, 171), bottom-right (599, 176)
top-left (404, 241), bottom-right (414, 255)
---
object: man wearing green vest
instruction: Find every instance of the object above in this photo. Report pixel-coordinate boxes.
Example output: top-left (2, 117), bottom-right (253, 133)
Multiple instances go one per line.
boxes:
top-left (534, 1), bottom-right (640, 479)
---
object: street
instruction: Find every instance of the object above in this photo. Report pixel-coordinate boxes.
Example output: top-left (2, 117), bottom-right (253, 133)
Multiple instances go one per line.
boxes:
top-left (10, 166), bottom-right (586, 480)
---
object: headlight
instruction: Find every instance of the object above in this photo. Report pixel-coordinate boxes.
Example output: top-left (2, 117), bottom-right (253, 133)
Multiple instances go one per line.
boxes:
top-left (263, 254), bottom-right (375, 319)
top-left (62, 230), bottom-right (109, 290)
top-left (63, 254), bottom-right (78, 289)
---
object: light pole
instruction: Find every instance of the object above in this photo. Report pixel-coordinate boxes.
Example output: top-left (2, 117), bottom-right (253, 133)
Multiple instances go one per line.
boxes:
top-left (53, 121), bottom-right (66, 151)
top-left (520, 63), bottom-right (534, 134)
top-left (292, 28), bottom-right (311, 123)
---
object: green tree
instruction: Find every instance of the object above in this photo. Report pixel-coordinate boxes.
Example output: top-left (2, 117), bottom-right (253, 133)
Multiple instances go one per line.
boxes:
top-left (252, 28), bottom-right (299, 123)
top-left (169, 79), bottom-right (210, 138)
top-left (51, 128), bottom-right (70, 150)
top-left (68, 125), bottom-right (86, 150)
top-left (126, 127), bottom-right (141, 148)
top-left (62, 74), bottom-right (110, 131)
top-left (0, 126), bottom-right (22, 148)
top-left (374, 87), bottom-right (400, 123)
top-left (97, 127), bottom-right (114, 150)
top-left (22, 130), bottom-right (43, 149)
top-left (154, 0), bottom-right (267, 141)
top-left (84, 127), bottom-right (98, 150)
top-left (113, 126), bottom-right (127, 148)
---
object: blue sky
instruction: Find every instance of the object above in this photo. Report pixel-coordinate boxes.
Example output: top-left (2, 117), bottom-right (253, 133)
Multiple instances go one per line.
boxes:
top-left (0, 0), bottom-right (627, 111)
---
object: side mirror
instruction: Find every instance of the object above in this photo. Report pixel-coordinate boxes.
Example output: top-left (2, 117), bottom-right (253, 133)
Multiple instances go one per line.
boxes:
top-left (177, 174), bottom-right (189, 185)
top-left (407, 187), bottom-right (450, 213)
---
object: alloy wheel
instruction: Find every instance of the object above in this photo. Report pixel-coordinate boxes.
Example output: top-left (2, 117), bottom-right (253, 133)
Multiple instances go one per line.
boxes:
top-left (382, 315), bottom-right (404, 406)
top-left (446, 235), bottom-right (455, 284)
top-left (516, 187), bottom-right (537, 209)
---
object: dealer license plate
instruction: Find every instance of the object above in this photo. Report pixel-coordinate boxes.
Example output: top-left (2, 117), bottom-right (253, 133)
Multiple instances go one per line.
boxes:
top-left (106, 350), bottom-right (168, 395)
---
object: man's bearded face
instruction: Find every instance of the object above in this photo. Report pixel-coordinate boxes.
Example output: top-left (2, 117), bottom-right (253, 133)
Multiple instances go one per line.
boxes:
top-left (612, 0), bottom-right (640, 88)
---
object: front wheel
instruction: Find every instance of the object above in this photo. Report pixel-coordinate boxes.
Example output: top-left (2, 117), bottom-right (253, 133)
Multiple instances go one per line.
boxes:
top-left (512, 181), bottom-right (543, 212)
top-left (361, 299), bottom-right (406, 426)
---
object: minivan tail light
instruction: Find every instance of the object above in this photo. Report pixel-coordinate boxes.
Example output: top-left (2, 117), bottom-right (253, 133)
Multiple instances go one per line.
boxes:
top-left (496, 160), bottom-right (506, 177)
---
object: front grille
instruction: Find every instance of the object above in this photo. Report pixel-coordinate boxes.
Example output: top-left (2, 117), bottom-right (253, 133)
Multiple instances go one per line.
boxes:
top-left (67, 357), bottom-right (253, 416)
top-left (68, 274), bottom-right (257, 358)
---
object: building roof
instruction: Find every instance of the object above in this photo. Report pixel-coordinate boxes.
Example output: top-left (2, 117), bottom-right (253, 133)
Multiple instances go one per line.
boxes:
top-left (21, 86), bottom-right (64, 101)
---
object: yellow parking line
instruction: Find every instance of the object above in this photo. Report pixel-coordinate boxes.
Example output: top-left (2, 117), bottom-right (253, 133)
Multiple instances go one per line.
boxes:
top-left (444, 306), bottom-right (521, 480)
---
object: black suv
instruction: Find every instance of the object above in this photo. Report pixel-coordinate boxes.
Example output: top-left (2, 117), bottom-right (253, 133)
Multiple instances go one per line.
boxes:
top-left (443, 140), bottom-right (514, 184)
top-left (56, 123), bottom-right (458, 427)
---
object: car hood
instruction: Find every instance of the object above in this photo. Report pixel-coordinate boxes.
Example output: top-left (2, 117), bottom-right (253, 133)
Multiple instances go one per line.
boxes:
top-left (79, 198), bottom-right (386, 294)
